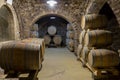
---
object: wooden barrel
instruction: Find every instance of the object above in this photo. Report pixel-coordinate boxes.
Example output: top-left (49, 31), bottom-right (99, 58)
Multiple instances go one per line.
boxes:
top-left (67, 46), bottom-right (74, 52)
top-left (31, 31), bottom-right (39, 38)
top-left (21, 38), bottom-right (45, 61)
top-left (81, 14), bottom-right (108, 30)
top-left (66, 39), bottom-right (69, 45)
top-left (48, 26), bottom-right (56, 35)
top-left (77, 44), bottom-right (83, 59)
top-left (84, 30), bottom-right (112, 47)
top-left (79, 30), bottom-right (86, 44)
top-left (66, 39), bottom-right (74, 52)
top-left (66, 31), bottom-right (74, 39)
top-left (81, 47), bottom-right (91, 62)
top-left (67, 24), bottom-right (73, 30)
top-left (31, 24), bottom-right (39, 31)
top-left (53, 35), bottom-right (62, 45)
top-left (0, 42), bottom-right (42, 71)
top-left (68, 39), bottom-right (74, 48)
top-left (44, 35), bottom-right (51, 45)
top-left (88, 49), bottom-right (120, 68)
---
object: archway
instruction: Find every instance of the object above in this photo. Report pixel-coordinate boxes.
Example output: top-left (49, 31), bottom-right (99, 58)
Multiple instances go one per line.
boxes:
top-left (30, 14), bottom-right (75, 48)
top-left (0, 3), bottom-right (20, 42)
top-left (99, 2), bottom-right (120, 51)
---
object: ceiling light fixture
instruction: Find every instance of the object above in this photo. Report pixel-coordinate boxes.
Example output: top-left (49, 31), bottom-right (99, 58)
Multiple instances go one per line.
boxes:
top-left (6, 0), bottom-right (13, 5)
top-left (47, 0), bottom-right (57, 7)
top-left (50, 17), bottom-right (56, 19)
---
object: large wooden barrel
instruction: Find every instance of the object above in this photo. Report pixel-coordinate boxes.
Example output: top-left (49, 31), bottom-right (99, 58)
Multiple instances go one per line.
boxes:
top-left (67, 24), bottom-right (73, 30)
top-left (79, 30), bottom-right (86, 44)
top-left (81, 14), bottom-right (108, 30)
top-left (21, 38), bottom-right (45, 61)
top-left (66, 31), bottom-right (74, 39)
top-left (48, 26), bottom-right (57, 36)
top-left (81, 47), bottom-right (91, 62)
top-left (88, 49), bottom-right (120, 68)
top-left (44, 35), bottom-right (51, 45)
top-left (53, 35), bottom-right (62, 45)
top-left (84, 30), bottom-right (112, 47)
top-left (77, 44), bottom-right (83, 59)
top-left (66, 39), bottom-right (74, 51)
top-left (0, 42), bottom-right (42, 71)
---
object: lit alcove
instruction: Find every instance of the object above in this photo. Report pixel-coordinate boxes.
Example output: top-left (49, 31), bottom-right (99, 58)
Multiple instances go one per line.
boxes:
top-left (31, 14), bottom-right (71, 47)
top-left (0, 4), bottom-right (18, 42)
top-left (99, 3), bottom-right (120, 51)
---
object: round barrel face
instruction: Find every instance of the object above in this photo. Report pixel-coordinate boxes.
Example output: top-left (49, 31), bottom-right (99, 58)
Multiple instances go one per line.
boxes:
top-left (48, 26), bottom-right (57, 36)
top-left (53, 35), bottom-right (62, 45)
top-left (44, 35), bottom-right (51, 45)
top-left (67, 24), bottom-right (73, 30)
top-left (79, 30), bottom-right (86, 44)
top-left (81, 47), bottom-right (90, 62)
top-left (66, 31), bottom-right (74, 39)
top-left (77, 44), bottom-right (83, 58)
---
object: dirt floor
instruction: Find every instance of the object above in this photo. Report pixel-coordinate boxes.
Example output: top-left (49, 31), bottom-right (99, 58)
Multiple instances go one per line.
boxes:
top-left (37, 48), bottom-right (92, 80)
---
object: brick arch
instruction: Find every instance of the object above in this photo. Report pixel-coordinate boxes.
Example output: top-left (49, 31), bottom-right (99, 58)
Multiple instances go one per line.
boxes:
top-left (30, 14), bottom-right (72, 27)
top-left (0, 3), bottom-right (20, 40)
top-left (28, 12), bottom-right (79, 40)
top-left (86, 0), bottom-right (120, 25)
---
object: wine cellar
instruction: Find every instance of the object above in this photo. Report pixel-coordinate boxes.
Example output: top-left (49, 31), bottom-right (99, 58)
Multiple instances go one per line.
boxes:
top-left (0, 0), bottom-right (120, 80)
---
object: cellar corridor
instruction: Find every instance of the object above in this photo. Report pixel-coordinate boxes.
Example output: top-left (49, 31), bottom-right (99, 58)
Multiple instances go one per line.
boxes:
top-left (37, 48), bottom-right (92, 80)
top-left (0, 0), bottom-right (120, 80)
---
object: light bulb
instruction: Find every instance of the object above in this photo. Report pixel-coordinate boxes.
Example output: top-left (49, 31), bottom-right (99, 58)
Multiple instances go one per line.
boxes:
top-left (47, 0), bottom-right (57, 7)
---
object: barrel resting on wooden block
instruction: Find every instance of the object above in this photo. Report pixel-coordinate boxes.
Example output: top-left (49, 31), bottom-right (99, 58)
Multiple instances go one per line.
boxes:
top-left (0, 70), bottom-right (40, 80)
top-left (85, 63), bottom-right (119, 78)
top-left (0, 41), bottom-right (43, 71)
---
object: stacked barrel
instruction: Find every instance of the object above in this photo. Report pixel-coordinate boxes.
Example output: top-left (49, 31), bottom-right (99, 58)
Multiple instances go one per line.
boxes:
top-left (44, 26), bottom-right (62, 46)
top-left (0, 38), bottom-right (45, 72)
top-left (77, 14), bottom-right (120, 69)
top-left (66, 24), bottom-right (74, 52)
top-left (31, 24), bottom-right (39, 38)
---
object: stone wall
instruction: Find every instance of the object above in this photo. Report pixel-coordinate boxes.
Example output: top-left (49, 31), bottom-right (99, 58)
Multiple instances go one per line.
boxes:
top-left (12, 0), bottom-right (92, 39)
top-left (12, 0), bottom-right (120, 53)
top-left (86, 0), bottom-right (120, 25)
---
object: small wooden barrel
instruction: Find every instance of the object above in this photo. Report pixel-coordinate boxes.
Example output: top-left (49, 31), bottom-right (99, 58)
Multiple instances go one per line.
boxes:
top-left (67, 24), bottom-right (73, 30)
top-left (88, 49), bottom-right (120, 68)
top-left (48, 26), bottom-right (57, 36)
top-left (81, 14), bottom-right (108, 30)
top-left (77, 44), bottom-right (83, 58)
top-left (66, 39), bottom-right (74, 52)
top-left (67, 46), bottom-right (74, 52)
top-left (0, 42), bottom-right (42, 71)
top-left (31, 31), bottom-right (39, 38)
top-left (31, 24), bottom-right (39, 31)
top-left (21, 38), bottom-right (45, 61)
top-left (81, 47), bottom-right (90, 62)
top-left (53, 35), bottom-right (62, 45)
top-left (68, 39), bottom-right (74, 48)
top-left (79, 30), bottom-right (86, 44)
top-left (66, 39), bottom-right (69, 45)
top-left (66, 31), bottom-right (74, 39)
top-left (84, 30), bottom-right (112, 47)
top-left (44, 35), bottom-right (51, 45)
